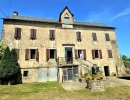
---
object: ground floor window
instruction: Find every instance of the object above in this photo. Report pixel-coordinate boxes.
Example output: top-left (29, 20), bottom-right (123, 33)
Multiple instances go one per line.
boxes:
top-left (23, 71), bottom-right (29, 77)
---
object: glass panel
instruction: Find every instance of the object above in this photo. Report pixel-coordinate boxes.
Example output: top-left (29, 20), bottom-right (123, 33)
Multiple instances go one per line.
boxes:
top-left (63, 69), bottom-right (67, 75)
top-left (73, 68), bottom-right (78, 76)
top-left (68, 69), bottom-right (73, 80)
top-left (63, 76), bottom-right (67, 81)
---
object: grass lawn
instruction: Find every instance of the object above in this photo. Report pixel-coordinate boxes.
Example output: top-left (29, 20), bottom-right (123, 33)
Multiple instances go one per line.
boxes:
top-left (0, 82), bottom-right (130, 100)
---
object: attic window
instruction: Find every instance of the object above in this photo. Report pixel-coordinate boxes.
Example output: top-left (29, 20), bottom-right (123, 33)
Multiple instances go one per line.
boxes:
top-left (64, 17), bottom-right (69, 24)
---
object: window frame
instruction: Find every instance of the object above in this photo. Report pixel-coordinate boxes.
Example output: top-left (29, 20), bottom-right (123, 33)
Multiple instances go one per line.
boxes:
top-left (64, 17), bottom-right (69, 24)
top-left (76, 32), bottom-right (82, 42)
top-left (105, 33), bottom-right (110, 41)
top-left (14, 28), bottom-right (21, 40)
top-left (46, 49), bottom-right (57, 60)
top-left (49, 30), bottom-right (55, 41)
top-left (30, 29), bottom-right (37, 40)
top-left (92, 33), bottom-right (97, 41)
top-left (23, 71), bottom-right (28, 77)
top-left (107, 50), bottom-right (113, 58)
top-left (30, 49), bottom-right (36, 59)
top-left (92, 49), bottom-right (102, 59)
top-left (25, 49), bottom-right (39, 61)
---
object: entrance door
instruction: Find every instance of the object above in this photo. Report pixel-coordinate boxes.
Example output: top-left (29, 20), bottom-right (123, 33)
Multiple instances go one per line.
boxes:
top-left (65, 48), bottom-right (73, 64)
top-left (68, 69), bottom-right (73, 81)
top-left (104, 66), bottom-right (110, 76)
top-left (62, 66), bottom-right (78, 82)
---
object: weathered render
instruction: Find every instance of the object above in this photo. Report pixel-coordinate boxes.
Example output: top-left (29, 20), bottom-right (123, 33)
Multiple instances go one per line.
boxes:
top-left (1, 6), bottom-right (125, 83)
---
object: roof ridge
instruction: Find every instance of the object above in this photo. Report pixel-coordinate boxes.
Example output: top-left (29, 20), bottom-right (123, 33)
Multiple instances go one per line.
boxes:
top-left (10, 15), bottom-right (59, 21)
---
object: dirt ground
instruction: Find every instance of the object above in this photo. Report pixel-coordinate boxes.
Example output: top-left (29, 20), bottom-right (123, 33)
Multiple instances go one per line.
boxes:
top-left (62, 77), bottom-right (130, 91)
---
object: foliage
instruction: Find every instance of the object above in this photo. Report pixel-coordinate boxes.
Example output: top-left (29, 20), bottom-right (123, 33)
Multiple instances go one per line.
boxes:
top-left (0, 40), bottom-right (7, 59)
top-left (124, 61), bottom-right (130, 68)
top-left (0, 47), bottom-right (20, 84)
top-left (121, 55), bottom-right (130, 61)
top-left (85, 75), bottom-right (92, 80)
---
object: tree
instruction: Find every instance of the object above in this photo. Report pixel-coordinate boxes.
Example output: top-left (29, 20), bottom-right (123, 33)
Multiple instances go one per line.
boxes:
top-left (0, 47), bottom-right (20, 84)
top-left (0, 40), bottom-right (7, 59)
top-left (121, 55), bottom-right (128, 61)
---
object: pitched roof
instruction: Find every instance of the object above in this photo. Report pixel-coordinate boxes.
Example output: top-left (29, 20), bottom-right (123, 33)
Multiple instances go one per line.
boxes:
top-left (2, 15), bottom-right (115, 29)
top-left (60, 6), bottom-right (74, 17)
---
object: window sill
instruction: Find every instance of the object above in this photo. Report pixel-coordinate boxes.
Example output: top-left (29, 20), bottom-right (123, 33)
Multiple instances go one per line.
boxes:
top-left (93, 58), bottom-right (101, 60)
top-left (29, 59), bottom-right (36, 61)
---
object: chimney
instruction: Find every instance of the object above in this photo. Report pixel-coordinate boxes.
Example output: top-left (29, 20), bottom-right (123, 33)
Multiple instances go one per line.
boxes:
top-left (13, 11), bottom-right (18, 16)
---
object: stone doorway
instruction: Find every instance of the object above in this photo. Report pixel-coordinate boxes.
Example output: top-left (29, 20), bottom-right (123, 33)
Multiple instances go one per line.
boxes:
top-left (104, 66), bottom-right (110, 76)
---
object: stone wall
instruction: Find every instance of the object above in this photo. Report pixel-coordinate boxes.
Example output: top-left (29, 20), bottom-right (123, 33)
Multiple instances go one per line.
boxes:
top-left (87, 80), bottom-right (105, 92)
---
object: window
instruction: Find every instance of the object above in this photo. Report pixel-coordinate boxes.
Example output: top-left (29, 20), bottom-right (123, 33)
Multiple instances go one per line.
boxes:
top-left (23, 71), bottom-right (28, 77)
top-left (75, 49), bottom-right (86, 60)
top-left (92, 33), bottom-right (97, 41)
top-left (49, 30), bottom-right (55, 41)
top-left (14, 28), bottom-right (21, 40)
top-left (76, 32), bottom-right (82, 41)
top-left (64, 17), bottom-right (69, 24)
top-left (30, 49), bottom-right (36, 59)
top-left (46, 49), bottom-right (57, 60)
top-left (92, 50), bottom-right (102, 59)
top-left (30, 29), bottom-right (36, 40)
top-left (105, 33), bottom-right (110, 41)
top-left (108, 50), bottom-right (113, 58)
top-left (25, 49), bottom-right (39, 61)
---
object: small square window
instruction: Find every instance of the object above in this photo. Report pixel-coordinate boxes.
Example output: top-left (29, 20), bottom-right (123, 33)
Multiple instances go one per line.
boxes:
top-left (23, 71), bottom-right (28, 77)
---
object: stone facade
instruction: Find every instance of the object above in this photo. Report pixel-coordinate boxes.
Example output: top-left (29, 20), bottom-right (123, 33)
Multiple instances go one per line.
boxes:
top-left (1, 6), bottom-right (125, 83)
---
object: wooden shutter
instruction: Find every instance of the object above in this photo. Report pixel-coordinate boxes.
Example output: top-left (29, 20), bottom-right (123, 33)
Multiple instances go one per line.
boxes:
top-left (76, 32), bottom-right (80, 40)
top-left (18, 28), bottom-right (21, 39)
top-left (83, 49), bottom-right (86, 60)
top-left (99, 50), bottom-right (102, 59)
top-left (30, 29), bottom-right (33, 39)
top-left (75, 50), bottom-right (78, 59)
top-left (33, 29), bottom-right (36, 39)
top-left (25, 49), bottom-right (29, 60)
top-left (92, 50), bottom-right (95, 59)
top-left (36, 49), bottom-right (39, 61)
top-left (14, 28), bottom-right (17, 38)
top-left (49, 30), bottom-right (52, 40)
top-left (46, 49), bottom-right (49, 61)
top-left (92, 33), bottom-right (97, 41)
top-left (16, 49), bottom-right (20, 59)
top-left (52, 30), bottom-right (55, 40)
top-left (79, 32), bottom-right (81, 40)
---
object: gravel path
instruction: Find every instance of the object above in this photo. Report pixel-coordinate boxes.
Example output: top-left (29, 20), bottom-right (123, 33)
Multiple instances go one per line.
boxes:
top-left (62, 77), bottom-right (130, 91)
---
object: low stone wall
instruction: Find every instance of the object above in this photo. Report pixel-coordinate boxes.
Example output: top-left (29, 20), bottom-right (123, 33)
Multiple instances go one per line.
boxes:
top-left (87, 80), bottom-right (105, 92)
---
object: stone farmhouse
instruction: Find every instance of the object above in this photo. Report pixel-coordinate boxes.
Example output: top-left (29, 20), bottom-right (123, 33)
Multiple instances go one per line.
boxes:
top-left (1, 6), bottom-right (125, 83)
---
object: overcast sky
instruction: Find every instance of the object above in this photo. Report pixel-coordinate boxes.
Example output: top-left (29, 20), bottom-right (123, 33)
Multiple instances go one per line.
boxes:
top-left (0, 0), bottom-right (130, 57)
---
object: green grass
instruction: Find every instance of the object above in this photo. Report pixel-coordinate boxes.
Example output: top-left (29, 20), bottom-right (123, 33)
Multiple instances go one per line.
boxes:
top-left (1, 82), bottom-right (130, 100)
